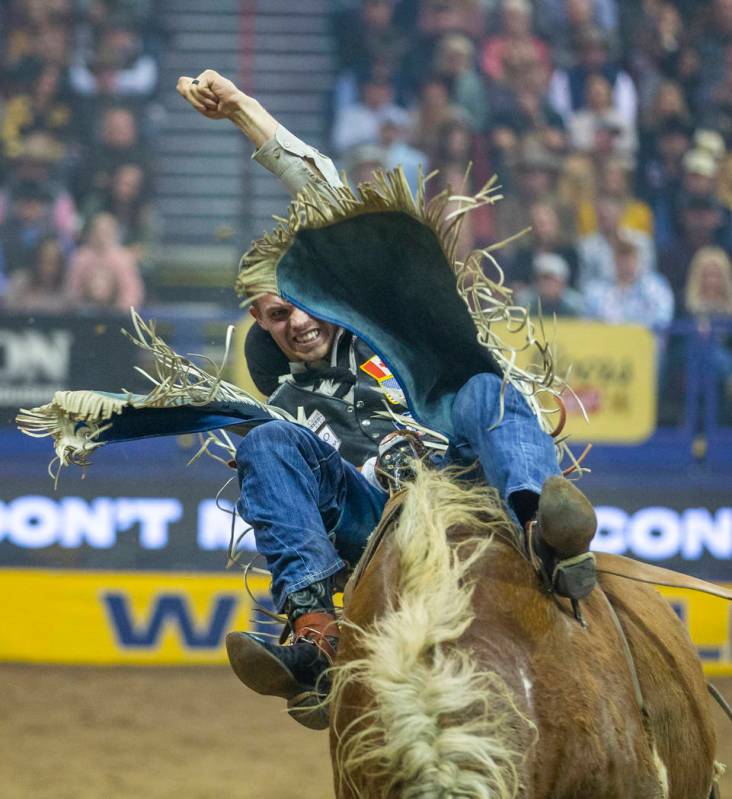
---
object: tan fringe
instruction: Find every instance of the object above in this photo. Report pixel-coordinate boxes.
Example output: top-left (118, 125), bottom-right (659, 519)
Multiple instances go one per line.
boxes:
top-left (16, 310), bottom-right (295, 479)
top-left (236, 167), bottom-right (583, 471)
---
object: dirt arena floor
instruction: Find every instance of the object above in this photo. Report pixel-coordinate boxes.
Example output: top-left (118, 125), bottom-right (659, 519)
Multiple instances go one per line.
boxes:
top-left (1, 665), bottom-right (730, 798)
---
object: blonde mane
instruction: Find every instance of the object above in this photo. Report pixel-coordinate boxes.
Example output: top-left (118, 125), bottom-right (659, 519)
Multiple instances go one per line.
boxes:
top-left (330, 467), bottom-right (535, 798)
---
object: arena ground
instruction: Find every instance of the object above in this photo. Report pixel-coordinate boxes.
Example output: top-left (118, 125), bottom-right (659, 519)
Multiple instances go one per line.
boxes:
top-left (1, 665), bottom-right (730, 798)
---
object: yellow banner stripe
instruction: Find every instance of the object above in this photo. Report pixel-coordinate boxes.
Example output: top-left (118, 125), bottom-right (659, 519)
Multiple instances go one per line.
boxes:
top-left (1, 570), bottom-right (729, 673)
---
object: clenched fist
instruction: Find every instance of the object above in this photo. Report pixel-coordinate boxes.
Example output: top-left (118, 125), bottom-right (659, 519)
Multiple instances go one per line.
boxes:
top-left (176, 69), bottom-right (243, 120)
top-left (176, 69), bottom-right (277, 148)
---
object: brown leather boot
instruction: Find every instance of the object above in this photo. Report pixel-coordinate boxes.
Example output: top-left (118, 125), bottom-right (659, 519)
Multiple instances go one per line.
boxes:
top-left (529, 476), bottom-right (597, 601)
top-left (537, 476), bottom-right (596, 558)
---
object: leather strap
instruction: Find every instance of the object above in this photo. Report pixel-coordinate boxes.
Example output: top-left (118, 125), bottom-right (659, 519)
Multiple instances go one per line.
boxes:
top-left (293, 612), bottom-right (339, 659)
top-left (595, 553), bottom-right (732, 601)
top-left (599, 588), bottom-right (645, 713)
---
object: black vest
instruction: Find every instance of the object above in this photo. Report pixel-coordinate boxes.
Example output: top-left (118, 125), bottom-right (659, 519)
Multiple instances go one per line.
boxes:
top-left (268, 332), bottom-right (406, 466)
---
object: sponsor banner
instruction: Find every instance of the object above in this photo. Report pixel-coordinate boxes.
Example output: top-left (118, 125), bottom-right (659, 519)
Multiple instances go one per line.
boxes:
top-left (496, 320), bottom-right (656, 444)
top-left (1, 568), bottom-right (729, 673)
top-left (0, 569), bottom-right (271, 665)
top-left (592, 504), bottom-right (732, 582)
top-left (1, 478), bottom-right (731, 580)
top-left (657, 585), bottom-right (732, 677)
top-left (0, 314), bottom-right (144, 425)
top-left (0, 481), bottom-right (258, 571)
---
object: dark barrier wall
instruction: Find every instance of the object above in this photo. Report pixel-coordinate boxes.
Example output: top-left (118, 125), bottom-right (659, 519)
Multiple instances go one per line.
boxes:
top-left (0, 314), bottom-right (145, 425)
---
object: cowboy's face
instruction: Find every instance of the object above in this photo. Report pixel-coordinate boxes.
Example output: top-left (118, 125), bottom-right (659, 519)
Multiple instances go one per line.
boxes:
top-left (251, 294), bottom-right (336, 362)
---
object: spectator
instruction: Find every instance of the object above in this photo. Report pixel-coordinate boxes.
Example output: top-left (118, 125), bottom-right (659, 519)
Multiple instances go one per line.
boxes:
top-left (332, 0), bottom-right (405, 77)
top-left (428, 115), bottom-right (486, 258)
top-left (494, 141), bottom-right (575, 257)
top-left (0, 180), bottom-right (72, 278)
top-left (548, 26), bottom-right (637, 127)
top-left (518, 252), bottom-right (584, 317)
top-left (416, 0), bottom-right (484, 36)
top-left (536, 0), bottom-right (619, 69)
top-left (4, 236), bottom-right (68, 313)
top-left (655, 147), bottom-right (732, 252)
top-left (409, 74), bottom-right (463, 159)
top-left (682, 148), bottom-right (720, 198)
top-left (510, 200), bottom-right (580, 289)
top-left (578, 195), bottom-right (655, 289)
top-left (399, 0), bottom-right (487, 103)
top-left (82, 162), bottom-right (159, 271)
top-left (332, 73), bottom-right (404, 155)
top-left (694, 128), bottom-right (726, 165)
top-left (685, 245), bottom-right (732, 319)
top-left (0, 132), bottom-right (77, 244)
top-left (630, 2), bottom-right (686, 116)
top-left (434, 33), bottom-right (487, 129)
top-left (584, 234), bottom-right (674, 327)
top-left (69, 21), bottom-right (158, 97)
top-left (65, 212), bottom-right (144, 312)
top-left (481, 0), bottom-right (551, 84)
top-left (344, 144), bottom-right (386, 187)
top-left (1, 64), bottom-right (73, 162)
top-left (567, 73), bottom-right (637, 157)
top-left (659, 195), bottom-right (732, 304)
top-left (3, 1), bottom-right (73, 77)
top-left (696, 0), bottom-right (732, 114)
top-left (640, 80), bottom-right (691, 142)
top-left (716, 145), bottom-right (732, 212)
top-left (577, 156), bottom-right (653, 236)
top-left (378, 109), bottom-right (428, 194)
top-left (639, 115), bottom-right (693, 228)
top-left (683, 245), bottom-right (732, 422)
top-left (74, 105), bottom-right (146, 201)
top-left (489, 56), bottom-right (567, 158)
top-left (330, 0), bottom-right (407, 113)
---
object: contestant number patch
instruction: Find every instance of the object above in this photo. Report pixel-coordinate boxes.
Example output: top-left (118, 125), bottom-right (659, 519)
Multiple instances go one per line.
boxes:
top-left (359, 356), bottom-right (406, 405)
top-left (305, 410), bottom-right (341, 450)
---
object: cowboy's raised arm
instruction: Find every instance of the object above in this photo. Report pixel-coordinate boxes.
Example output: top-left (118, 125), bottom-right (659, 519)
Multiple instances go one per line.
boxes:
top-left (176, 69), bottom-right (342, 195)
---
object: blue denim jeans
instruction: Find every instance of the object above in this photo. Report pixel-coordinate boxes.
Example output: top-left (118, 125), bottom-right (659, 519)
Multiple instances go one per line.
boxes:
top-left (235, 372), bottom-right (559, 610)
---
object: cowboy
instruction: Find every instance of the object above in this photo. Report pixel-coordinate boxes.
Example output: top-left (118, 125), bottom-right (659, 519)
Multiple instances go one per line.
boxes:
top-left (176, 70), bottom-right (597, 727)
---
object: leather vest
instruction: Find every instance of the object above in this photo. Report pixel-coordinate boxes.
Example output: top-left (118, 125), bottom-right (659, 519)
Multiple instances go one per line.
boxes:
top-left (268, 333), bottom-right (406, 467)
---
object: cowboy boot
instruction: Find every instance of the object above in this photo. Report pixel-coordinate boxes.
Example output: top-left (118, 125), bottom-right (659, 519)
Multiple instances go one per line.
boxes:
top-left (226, 580), bottom-right (338, 730)
top-left (528, 476), bottom-right (597, 601)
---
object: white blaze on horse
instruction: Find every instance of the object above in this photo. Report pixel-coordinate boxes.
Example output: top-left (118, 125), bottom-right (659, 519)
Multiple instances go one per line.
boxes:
top-left (329, 467), bottom-right (722, 799)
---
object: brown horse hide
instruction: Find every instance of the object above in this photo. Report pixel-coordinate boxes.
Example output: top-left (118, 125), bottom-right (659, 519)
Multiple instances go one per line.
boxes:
top-left (330, 470), bottom-right (717, 799)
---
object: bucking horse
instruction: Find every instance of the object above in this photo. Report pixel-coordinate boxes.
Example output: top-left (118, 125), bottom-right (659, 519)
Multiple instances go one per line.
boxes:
top-left (330, 466), bottom-right (722, 799)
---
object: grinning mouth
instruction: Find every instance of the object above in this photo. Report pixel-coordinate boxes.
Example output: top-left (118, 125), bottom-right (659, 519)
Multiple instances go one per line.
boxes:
top-left (293, 329), bottom-right (320, 345)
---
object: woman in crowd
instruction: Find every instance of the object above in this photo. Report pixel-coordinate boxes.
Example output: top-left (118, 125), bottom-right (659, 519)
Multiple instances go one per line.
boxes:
top-left (64, 211), bottom-right (144, 312)
top-left (577, 156), bottom-right (653, 237)
top-left (4, 236), bottom-right (67, 313)
top-left (682, 246), bottom-right (732, 424)
top-left (82, 162), bottom-right (159, 273)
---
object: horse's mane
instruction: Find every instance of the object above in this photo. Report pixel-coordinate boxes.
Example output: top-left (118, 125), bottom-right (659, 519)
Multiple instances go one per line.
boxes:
top-left (330, 467), bottom-right (535, 798)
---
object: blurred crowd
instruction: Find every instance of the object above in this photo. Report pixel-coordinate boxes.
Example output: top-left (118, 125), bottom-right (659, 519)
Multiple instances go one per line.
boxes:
top-left (0, 0), bottom-right (162, 315)
top-left (1, 0), bottom-right (730, 422)
top-left (329, 0), bottom-right (732, 421)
